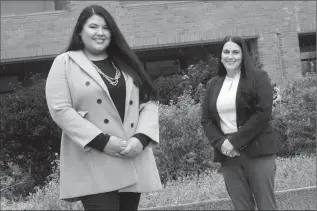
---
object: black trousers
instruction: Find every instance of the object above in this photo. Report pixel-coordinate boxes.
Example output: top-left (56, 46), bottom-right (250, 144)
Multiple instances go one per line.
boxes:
top-left (80, 191), bottom-right (141, 211)
top-left (220, 152), bottom-right (277, 210)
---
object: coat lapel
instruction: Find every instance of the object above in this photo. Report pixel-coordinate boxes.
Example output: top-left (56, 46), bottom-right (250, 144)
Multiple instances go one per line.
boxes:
top-left (67, 51), bottom-right (134, 125)
top-left (113, 58), bottom-right (133, 123)
top-left (124, 73), bottom-right (133, 122)
top-left (67, 51), bottom-right (112, 97)
top-left (114, 57), bottom-right (133, 120)
top-left (67, 50), bottom-right (120, 118)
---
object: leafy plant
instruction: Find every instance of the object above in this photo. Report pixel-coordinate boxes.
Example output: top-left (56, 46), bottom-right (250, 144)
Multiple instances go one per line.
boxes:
top-left (0, 74), bottom-right (61, 199)
top-left (155, 55), bottom-right (217, 105)
top-left (155, 88), bottom-right (219, 184)
top-left (277, 72), bottom-right (316, 156)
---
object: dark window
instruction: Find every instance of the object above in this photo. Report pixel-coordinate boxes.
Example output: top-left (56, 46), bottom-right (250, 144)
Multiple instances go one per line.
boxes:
top-left (298, 33), bottom-right (316, 74)
top-left (1, 0), bottom-right (67, 16)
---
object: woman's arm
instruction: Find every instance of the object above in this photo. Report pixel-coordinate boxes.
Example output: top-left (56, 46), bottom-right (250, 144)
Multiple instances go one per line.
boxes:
top-left (132, 133), bottom-right (151, 149)
top-left (45, 54), bottom-right (104, 151)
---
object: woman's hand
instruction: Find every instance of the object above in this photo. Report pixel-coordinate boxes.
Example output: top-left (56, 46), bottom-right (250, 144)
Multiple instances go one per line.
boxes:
top-left (221, 139), bottom-right (240, 157)
top-left (119, 137), bottom-right (143, 158)
top-left (227, 149), bottom-right (240, 157)
top-left (103, 136), bottom-right (128, 157)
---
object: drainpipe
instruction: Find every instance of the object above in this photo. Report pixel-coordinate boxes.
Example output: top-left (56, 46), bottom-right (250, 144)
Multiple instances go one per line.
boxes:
top-left (275, 31), bottom-right (288, 85)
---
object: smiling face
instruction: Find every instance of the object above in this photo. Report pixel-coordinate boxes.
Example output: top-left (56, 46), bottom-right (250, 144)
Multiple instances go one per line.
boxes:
top-left (80, 14), bottom-right (111, 55)
top-left (221, 41), bottom-right (242, 72)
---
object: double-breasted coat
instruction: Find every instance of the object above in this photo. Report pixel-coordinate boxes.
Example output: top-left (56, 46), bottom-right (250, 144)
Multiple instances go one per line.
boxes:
top-left (45, 50), bottom-right (162, 201)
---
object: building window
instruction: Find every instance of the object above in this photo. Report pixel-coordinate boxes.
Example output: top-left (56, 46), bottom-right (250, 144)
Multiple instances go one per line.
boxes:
top-left (54, 0), bottom-right (68, 10)
top-left (0, 0), bottom-right (68, 16)
top-left (298, 33), bottom-right (316, 74)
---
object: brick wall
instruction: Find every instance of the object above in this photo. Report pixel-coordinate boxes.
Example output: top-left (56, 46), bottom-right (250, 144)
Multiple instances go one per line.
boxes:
top-left (1, 1), bottom-right (316, 85)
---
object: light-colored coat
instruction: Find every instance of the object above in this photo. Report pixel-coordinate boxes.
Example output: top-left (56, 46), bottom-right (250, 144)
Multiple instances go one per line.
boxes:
top-left (45, 50), bottom-right (162, 201)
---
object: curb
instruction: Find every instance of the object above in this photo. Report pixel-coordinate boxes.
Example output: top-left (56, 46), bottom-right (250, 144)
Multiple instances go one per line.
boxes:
top-left (141, 186), bottom-right (316, 210)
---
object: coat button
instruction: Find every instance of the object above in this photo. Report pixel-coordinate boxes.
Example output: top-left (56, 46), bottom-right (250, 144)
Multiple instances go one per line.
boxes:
top-left (129, 100), bottom-right (133, 105)
top-left (97, 99), bottom-right (102, 104)
top-left (131, 123), bottom-right (134, 128)
top-left (104, 119), bottom-right (109, 124)
top-left (85, 81), bottom-right (90, 86)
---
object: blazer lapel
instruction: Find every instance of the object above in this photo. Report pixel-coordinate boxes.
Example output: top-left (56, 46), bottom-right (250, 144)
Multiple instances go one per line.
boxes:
top-left (209, 76), bottom-right (225, 127)
top-left (210, 76), bottom-right (225, 112)
top-left (235, 74), bottom-right (243, 112)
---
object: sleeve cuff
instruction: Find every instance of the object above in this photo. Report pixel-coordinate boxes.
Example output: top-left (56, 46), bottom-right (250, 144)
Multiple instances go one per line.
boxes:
top-left (133, 133), bottom-right (151, 149)
top-left (214, 137), bottom-right (226, 151)
top-left (87, 133), bottom-right (110, 152)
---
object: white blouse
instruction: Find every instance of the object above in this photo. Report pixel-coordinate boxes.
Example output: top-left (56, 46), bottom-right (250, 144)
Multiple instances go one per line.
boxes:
top-left (216, 71), bottom-right (241, 134)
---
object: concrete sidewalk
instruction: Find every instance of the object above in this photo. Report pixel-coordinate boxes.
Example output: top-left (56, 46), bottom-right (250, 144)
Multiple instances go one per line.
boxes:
top-left (141, 186), bottom-right (316, 210)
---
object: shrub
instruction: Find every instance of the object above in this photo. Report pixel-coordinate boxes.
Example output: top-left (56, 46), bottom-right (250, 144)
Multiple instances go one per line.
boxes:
top-left (155, 55), bottom-right (217, 105)
top-left (0, 162), bottom-right (35, 201)
top-left (155, 74), bottom-right (188, 105)
top-left (276, 73), bottom-right (316, 156)
top-left (154, 88), bottom-right (219, 184)
top-left (1, 154), bottom-right (83, 210)
top-left (0, 74), bottom-right (61, 199)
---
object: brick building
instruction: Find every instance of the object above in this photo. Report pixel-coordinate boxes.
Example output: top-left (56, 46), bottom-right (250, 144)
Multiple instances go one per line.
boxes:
top-left (0, 1), bottom-right (316, 93)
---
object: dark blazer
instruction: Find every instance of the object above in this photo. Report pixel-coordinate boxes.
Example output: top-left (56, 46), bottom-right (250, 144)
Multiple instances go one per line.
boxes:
top-left (201, 69), bottom-right (280, 162)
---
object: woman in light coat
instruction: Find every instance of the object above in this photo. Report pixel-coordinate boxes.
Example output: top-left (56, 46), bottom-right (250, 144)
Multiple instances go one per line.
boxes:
top-left (45, 5), bottom-right (161, 211)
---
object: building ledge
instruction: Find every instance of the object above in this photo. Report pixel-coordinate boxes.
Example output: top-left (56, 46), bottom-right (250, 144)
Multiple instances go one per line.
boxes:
top-left (132, 35), bottom-right (259, 51)
top-left (121, 1), bottom-right (199, 8)
top-left (1, 55), bottom-right (57, 64)
top-left (1, 10), bottom-right (69, 19)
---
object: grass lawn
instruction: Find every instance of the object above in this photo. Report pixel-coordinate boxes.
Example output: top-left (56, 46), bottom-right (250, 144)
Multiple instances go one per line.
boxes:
top-left (1, 155), bottom-right (316, 210)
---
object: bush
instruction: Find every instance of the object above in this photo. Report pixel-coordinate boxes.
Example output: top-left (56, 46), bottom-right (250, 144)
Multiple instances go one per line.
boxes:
top-left (1, 154), bottom-right (83, 210)
top-left (0, 162), bottom-right (35, 201)
top-left (275, 73), bottom-right (316, 156)
top-left (155, 55), bottom-right (217, 105)
top-left (155, 74), bottom-right (187, 105)
top-left (0, 74), bottom-right (61, 199)
top-left (154, 88), bottom-right (220, 184)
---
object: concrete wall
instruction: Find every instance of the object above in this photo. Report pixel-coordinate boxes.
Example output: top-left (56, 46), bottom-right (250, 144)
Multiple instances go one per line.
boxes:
top-left (1, 1), bottom-right (316, 85)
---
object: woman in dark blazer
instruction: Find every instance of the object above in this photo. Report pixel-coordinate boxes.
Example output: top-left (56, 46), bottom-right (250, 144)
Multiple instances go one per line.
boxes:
top-left (46, 5), bottom-right (161, 211)
top-left (201, 36), bottom-right (280, 210)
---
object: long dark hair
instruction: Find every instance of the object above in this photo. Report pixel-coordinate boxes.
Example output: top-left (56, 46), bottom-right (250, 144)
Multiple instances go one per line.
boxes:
top-left (217, 36), bottom-right (256, 95)
top-left (65, 5), bottom-right (157, 102)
